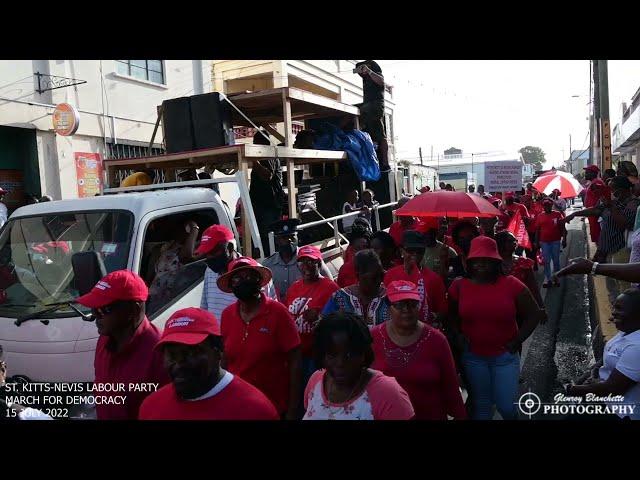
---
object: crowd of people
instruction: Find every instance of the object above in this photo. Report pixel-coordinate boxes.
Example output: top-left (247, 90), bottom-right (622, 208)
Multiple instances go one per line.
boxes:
top-left (3, 160), bottom-right (640, 421)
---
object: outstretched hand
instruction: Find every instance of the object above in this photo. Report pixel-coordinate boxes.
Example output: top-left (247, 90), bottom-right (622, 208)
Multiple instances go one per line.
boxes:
top-left (555, 257), bottom-right (593, 278)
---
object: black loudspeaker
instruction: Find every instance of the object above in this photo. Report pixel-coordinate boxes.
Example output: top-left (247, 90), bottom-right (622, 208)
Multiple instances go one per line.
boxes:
top-left (189, 92), bottom-right (233, 149)
top-left (162, 97), bottom-right (195, 153)
top-left (162, 93), bottom-right (234, 154)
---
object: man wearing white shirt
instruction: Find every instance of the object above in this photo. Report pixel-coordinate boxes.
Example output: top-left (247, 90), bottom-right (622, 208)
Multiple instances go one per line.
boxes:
top-left (197, 225), bottom-right (276, 323)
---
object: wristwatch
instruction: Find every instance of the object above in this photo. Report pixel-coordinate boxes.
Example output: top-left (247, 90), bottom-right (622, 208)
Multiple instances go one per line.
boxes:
top-left (591, 262), bottom-right (599, 275)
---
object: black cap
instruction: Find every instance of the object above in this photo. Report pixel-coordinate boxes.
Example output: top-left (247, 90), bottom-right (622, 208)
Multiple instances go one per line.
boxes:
top-left (402, 230), bottom-right (426, 249)
top-left (271, 218), bottom-right (302, 236)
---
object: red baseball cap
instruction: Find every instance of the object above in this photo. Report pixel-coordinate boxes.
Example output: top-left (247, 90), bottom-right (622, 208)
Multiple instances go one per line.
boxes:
top-left (156, 307), bottom-right (221, 349)
top-left (195, 225), bottom-right (235, 256)
top-left (584, 165), bottom-right (600, 173)
top-left (75, 270), bottom-right (149, 308)
top-left (386, 280), bottom-right (421, 303)
top-left (216, 256), bottom-right (272, 293)
top-left (297, 245), bottom-right (323, 261)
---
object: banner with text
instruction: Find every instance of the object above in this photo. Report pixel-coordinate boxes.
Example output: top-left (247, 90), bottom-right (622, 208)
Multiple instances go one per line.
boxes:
top-left (74, 152), bottom-right (103, 197)
top-left (485, 161), bottom-right (523, 192)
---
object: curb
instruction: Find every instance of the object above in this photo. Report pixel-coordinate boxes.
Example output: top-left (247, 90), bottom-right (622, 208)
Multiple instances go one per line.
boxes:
top-left (584, 221), bottom-right (617, 359)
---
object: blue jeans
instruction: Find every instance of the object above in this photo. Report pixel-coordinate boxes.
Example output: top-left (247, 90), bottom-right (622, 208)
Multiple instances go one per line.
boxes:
top-left (541, 240), bottom-right (561, 281)
top-left (462, 350), bottom-right (520, 420)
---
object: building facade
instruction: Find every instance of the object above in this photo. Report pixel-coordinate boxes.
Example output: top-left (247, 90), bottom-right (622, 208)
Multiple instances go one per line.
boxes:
top-left (0, 60), bottom-right (211, 211)
top-left (612, 86), bottom-right (640, 169)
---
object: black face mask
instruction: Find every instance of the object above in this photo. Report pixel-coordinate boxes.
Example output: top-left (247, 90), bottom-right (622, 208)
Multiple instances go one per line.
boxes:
top-left (232, 280), bottom-right (261, 301)
top-left (206, 254), bottom-right (229, 273)
top-left (278, 241), bottom-right (297, 258)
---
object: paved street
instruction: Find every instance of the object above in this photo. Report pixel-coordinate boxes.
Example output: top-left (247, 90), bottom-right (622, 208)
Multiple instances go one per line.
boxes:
top-left (519, 201), bottom-right (597, 419)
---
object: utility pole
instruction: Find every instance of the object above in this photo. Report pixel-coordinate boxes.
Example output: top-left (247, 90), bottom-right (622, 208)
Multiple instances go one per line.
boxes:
top-left (598, 60), bottom-right (612, 171)
top-left (592, 60), bottom-right (601, 169)
top-left (419, 147), bottom-right (423, 166)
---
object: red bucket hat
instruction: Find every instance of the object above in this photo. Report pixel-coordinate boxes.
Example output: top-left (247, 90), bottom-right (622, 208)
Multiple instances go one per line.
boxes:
top-left (75, 270), bottom-right (149, 309)
top-left (195, 225), bottom-right (235, 256)
top-left (216, 256), bottom-right (272, 294)
top-left (584, 165), bottom-right (600, 174)
top-left (386, 280), bottom-right (421, 303)
top-left (156, 307), bottom-right (221, 349)
top-left (297, 245), bottom-right (323, 261)
top-left (466, 236), bottom-right (502, 261)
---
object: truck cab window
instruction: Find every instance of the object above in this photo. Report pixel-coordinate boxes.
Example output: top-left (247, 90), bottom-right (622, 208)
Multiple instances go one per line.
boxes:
top-left (143, 209), bottom-right (219, 318)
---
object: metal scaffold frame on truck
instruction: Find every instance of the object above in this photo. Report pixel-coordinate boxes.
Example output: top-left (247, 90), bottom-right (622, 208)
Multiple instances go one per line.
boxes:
top-left (102, 86), bottom-right (398, 261)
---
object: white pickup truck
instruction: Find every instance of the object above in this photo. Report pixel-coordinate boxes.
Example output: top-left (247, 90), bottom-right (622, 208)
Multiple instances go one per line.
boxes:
top-left (0, 184), bottom-right (237, 384)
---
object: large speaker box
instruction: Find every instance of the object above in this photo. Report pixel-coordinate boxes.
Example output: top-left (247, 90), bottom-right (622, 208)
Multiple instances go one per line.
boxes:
top-left (162, 93), bottom-right (234, 154)
top-left (162, 97), bottom-right (195, 153)
top-left (190, 92), bottom-right (233, 149)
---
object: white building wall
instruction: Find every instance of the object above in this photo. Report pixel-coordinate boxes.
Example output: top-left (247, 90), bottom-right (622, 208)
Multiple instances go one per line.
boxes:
top-left (0, 60), bottom-right (211, 199)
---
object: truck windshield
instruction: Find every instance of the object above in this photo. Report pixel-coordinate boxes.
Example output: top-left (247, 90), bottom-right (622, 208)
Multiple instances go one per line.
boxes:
top-left (0, 210), bottom-right (133, 319)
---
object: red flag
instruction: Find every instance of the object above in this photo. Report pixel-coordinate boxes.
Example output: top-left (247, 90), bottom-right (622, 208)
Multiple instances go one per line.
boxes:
top-left (507, 209), bottom-right (532, 250)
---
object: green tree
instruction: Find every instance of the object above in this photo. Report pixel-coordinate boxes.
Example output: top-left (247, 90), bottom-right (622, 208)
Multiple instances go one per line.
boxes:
top-left (519, 146), bottom-right (547, 172)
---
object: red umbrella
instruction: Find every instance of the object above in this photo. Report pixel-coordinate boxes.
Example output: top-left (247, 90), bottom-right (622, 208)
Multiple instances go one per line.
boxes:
top-left (395, 191), bottom-right (502, 218)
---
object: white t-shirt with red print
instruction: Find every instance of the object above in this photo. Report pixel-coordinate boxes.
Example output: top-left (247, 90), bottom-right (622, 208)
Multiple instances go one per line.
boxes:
top-left (303, 369), bottom-right (415, 420)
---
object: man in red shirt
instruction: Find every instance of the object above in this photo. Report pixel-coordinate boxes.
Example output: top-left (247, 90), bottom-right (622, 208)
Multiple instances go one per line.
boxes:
top-left (75, 270), bottom-right (169, 420)
top-left (534, 199), bottom-right (567, 288)
top-left (285, 245), bottom-right (339, 387)
top-left (383, 230), bottom-right (448, 328)
top-left (582, 165), bottom-right (608, 248)
top-left (218, 257), bottom-right (302, 419)
top-left (138, 307), bottom-right (279, 420)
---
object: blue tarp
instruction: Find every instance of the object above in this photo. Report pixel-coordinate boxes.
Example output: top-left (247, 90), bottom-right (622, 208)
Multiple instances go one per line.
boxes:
top-left (313, 123), bottom-right (381, 182)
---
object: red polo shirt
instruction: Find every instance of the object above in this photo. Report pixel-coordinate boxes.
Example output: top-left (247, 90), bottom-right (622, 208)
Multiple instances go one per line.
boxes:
top-left (138, 373), bottom-right (279, 420)
top-left (383, 265), bottom-right (448, 324)
top-left (221, 293), bottom-right (301, 414)
top-left (535, 211), bottom-right (565, 243)
top-left (93, 317), bottom-right (169, 420)
top-left (285, 277), bottom-right (340, 356)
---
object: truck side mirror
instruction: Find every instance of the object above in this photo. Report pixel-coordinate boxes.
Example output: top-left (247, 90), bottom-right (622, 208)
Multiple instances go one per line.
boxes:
top-left (71, 252), bottom-right (107, 296)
